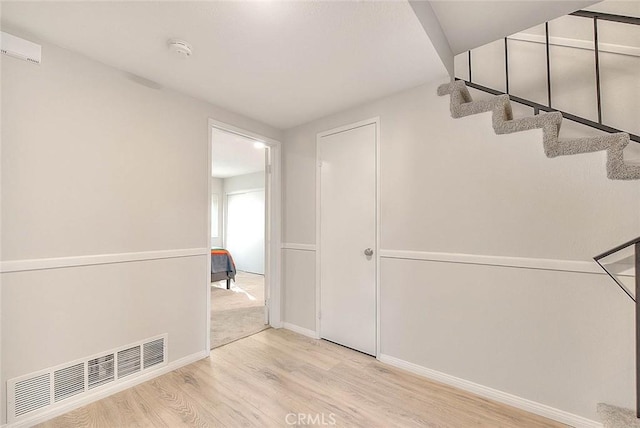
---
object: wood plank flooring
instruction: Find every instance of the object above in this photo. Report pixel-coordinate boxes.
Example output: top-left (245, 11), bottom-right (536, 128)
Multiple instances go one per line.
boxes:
top-left (38, 329), bottom-right (566, 427)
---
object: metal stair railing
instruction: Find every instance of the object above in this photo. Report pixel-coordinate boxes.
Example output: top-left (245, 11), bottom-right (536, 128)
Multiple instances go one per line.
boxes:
top-left (460, 10), bottom-right (640, 144)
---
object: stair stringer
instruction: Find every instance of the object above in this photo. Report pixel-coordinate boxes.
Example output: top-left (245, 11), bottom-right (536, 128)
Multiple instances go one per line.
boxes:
top-left (437, 80), bottom-right (640, 180)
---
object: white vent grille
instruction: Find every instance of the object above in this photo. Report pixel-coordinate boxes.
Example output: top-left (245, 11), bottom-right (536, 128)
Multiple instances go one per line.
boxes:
top-left (54, 363), bottom-right (85, 402)
top-left (143, 338), bottom-right (165, 369)
top-left (7, 334), bottom-right (167, 423)
top-left (14, 373), bottom-right (50, 417)
top-left (88, 354), bottom-right (115, 389)
top-left (118, 346), bottom-right (141, 378)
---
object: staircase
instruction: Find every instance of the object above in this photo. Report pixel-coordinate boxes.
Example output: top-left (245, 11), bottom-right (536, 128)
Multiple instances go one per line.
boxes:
top-left (437, 80), bottom-right (640, 180)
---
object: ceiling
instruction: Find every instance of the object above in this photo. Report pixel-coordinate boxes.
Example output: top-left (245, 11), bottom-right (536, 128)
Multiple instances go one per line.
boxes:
top-left (212, 128), bottom-right (265, 179)
top-left (429, 0), bottom-right (600, 54)
top-left (0, 1), bottom-right (446, 130)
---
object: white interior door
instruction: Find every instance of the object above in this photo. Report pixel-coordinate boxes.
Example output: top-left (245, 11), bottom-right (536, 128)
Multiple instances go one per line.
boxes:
top-left (226, 190), bottom-right (265, 274)
top-left (319, 122), bottom-right (377, 356)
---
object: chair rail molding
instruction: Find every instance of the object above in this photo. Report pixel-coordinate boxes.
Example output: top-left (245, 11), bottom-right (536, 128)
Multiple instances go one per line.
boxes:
top-left (379, 249), bottom-right (615, 276)
top-left (281, 243), bottom-right (316, 252)
top-left (0, 248), bottom-right (209, 273)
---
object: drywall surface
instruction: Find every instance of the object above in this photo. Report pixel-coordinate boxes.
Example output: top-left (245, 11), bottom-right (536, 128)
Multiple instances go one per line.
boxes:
top-left (283, 249), bottom-right (316, 332)
top-left (281, 77), bottom-right (640, 421)
top-left (430, 0), bottom-right (599, 54)
top-left (409, 1), bottom-right (454, 76)
top-left (380, 257), bottom-right (634, 420)
top-left (0, 36), bottom-right (280, 424)
top-left (223, 171), bottom-right (265, 196)
top-left (211, 177), bottom-right (223, 247)
top-left (1, 39), bottom-right (280, 261)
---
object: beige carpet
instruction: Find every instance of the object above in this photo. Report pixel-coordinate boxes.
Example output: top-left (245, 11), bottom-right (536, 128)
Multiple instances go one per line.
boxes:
top-left (598, 403), bottom-right (640, 428)
top-left (210, 271), bottom-right (268, 349)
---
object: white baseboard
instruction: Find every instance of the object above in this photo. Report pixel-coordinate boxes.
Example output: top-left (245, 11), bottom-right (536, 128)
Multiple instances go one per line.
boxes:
top-left (283, 322), bottom-right (320, 339)
top-left (7, 350), bottom-right (209, 428)
top-left (378, 354), bottom-right (602, 428)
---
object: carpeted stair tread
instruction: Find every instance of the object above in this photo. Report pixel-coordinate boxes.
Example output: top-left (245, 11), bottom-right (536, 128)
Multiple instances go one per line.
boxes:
top-left (437, 81), bottom-right (640, 180)
top-left (598, 403), bottom-right (640, 428)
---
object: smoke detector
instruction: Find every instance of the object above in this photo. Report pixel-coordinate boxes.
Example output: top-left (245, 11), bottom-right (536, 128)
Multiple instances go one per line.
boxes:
top-left (168, 39), bottom-right (192, 57)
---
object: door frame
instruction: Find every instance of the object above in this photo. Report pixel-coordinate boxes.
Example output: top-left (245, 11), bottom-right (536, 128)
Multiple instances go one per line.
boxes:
top-left (315, 117), bottom-right (380, 357)
top-left (207, 119), bottom-right (282, 351)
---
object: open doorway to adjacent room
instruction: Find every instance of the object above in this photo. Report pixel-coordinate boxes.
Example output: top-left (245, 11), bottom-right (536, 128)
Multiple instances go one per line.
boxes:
top-left (209, 125), bottom-right (271, 349)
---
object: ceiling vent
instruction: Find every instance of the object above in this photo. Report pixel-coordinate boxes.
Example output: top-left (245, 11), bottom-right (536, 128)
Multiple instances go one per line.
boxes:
top-left (6, 334), bottom-right (167, 423)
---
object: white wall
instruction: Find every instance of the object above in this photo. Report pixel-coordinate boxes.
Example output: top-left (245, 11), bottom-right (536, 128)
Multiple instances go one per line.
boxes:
top-left (222, 172), bottom-right (265, 273)
top-left (223, 171), bottom-right (265, 196)
top-left (0, 36), bottom-right (281, 424)
top-left (281, 77), bottom-right (640, 422)
top-left (226, 190), bottom-right (265, 274)
top-left (211, 177), bottom-right (223, 248)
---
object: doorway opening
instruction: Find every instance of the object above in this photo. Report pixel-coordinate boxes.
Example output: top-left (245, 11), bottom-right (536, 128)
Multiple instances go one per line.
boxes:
top-left (208, 122), bottom-right (280, 350)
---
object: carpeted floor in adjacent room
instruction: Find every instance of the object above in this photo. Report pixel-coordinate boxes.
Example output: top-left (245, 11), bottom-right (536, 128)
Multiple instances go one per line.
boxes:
top-left (210, 271), bottom-right (268, 349)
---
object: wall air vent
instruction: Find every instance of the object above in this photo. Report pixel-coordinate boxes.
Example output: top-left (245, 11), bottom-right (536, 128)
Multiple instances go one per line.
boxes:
top-left (6, 334), bottom-right (168, 423)
top-left (118, 346), bottom-right (141, 378)
top-left (88, 354), bottom-right (115, 389)
top-left (143, 338), bottom-right (165, 369)
top-left (13, 373), bottom-right (51, 417)
top-left (54, 363), bottom-right (85, 402)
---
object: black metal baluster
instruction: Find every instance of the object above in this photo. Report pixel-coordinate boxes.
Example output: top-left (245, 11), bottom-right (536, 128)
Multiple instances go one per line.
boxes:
top-left (468, 50), bottom-right (472, 83)
top-left (545, 22), bottom-right (552, 108)
top-left (594, 17), bottom-right (603, 124)
top-left (636, 242), bottom-right (640, 419)
top-left (504, 37), bottom-right (510, 94)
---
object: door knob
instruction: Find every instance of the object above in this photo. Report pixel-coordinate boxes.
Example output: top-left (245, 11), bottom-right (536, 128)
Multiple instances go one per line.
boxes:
top-left (364, 248), bottom-right (374, 256)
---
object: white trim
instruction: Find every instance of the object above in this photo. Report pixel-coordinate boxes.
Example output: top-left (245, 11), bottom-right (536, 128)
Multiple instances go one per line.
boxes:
top-left (379, 249), bottom-right (615, 276)
top-left (0, 248), bottom-right (209, 273)
top-left (208, 119), bottom-right (283, 333)
top-left (6, 350), bottom-right (208, 428)
top-left (378, 354), bottom-right (602, 428)
top-left (282, 322), bottom-right (320, 339)
top-left (316, 117), bottom-right (380, 355)
top-left (315, 136), bottom-right (322, 338)
top-left (509, 32), bottom-right (640, 58)
top-left (281, 243), bottom-right (316, 252)
top-left (206, 122), bottom-right (213, 351)
top-left (317, 117), bottom-right (381, 139)
top-left (374, 118), bottom-right (381, 358)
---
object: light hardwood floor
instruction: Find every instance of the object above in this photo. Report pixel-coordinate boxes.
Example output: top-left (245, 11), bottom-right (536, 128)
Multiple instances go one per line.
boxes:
top-left (38, 329), bottom-right (566, 427)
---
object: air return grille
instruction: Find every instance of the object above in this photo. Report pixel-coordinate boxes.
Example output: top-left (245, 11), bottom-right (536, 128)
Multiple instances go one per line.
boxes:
top-left (54, 363), bottom-right (84, 402)
top-left (143, 338), bottom-right (165, 369)
top-left (14, 373), bottom-right (50, 417)
top-left (7, 334), bottom-right (167, 423)
top-left (118, 346), bottom-right (141, 378)
top-left (88, 354), bottom-right (115, 389)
